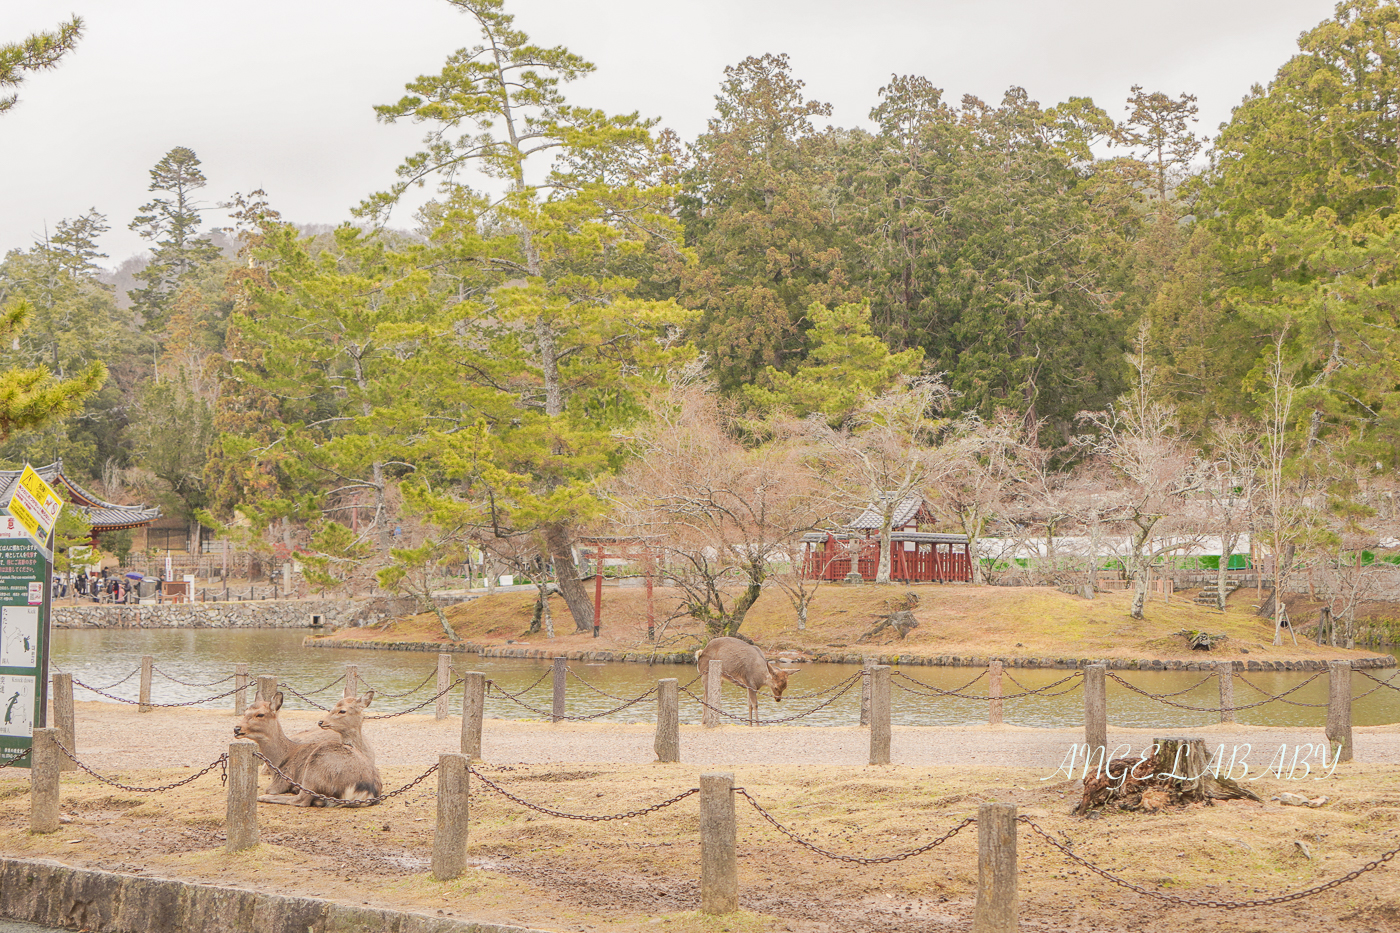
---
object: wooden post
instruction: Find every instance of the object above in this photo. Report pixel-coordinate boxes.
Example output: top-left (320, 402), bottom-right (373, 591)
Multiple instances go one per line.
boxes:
top-left (869, 665), bottom-right (891, 766)
top-left (1217, 661), bottom-right (1234, 724)
top-left (234, 662), bottom-right (249, 715)
top-left (859, 659), bottom-right (873, 727)
top-left (703, 659), bottom-right (723, 728)
top-left (988, 660), bottom-right (1003, 726)
top-left (435, 654), bottom-right (451, 721)
top-left (29, 727), bottom-right (60, 834)
top-left (593, 544), bottom-right (604, 638)
top-left (256, 675), bottom-right (277, 706)
top-left (1326, 660), bottom-right (1353, 763)
top-left (139, 655), bottom-right (153, 713)
top-left (432, 753), bottom-right (470, 880)
top-left (1084, 663), bottom-right (1107, 762)
top-left (645, 549), bottom-right (655, 643)
top-left (655, 678), bottom-right (680, 763)
top-left (700, 772), bottom-right (737, 914)
top-left (460, 672), bottom-right (485, 759)
top-left (51, 673), bottom-right (75, 772)
top-left (344, 664), bottom-right (359, 698)
top-left (972, 802), bottom-right (1018, 933)
top-left (552, 656), bottom-right (566, 723)
top-left (225, 742), bottom-right (259, 852)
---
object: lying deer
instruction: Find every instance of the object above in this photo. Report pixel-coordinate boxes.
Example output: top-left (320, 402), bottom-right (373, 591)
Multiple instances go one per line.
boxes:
top-left (317, 691), bottom-right (376, 764)
top-left (696, 636), bottom-right (799, 725)
top-left (233, 692), bottom-right (382, 807)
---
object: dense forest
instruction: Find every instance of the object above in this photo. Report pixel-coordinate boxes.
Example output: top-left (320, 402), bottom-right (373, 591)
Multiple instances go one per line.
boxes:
top-left (5, 0), bottom-right (1400, 645)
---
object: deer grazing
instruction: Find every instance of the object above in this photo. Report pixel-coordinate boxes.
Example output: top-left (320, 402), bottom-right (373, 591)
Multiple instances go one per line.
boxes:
top-left (233, 692), bottom-right (382, 807)
top-left (696, 636), bottom-right (799, 725)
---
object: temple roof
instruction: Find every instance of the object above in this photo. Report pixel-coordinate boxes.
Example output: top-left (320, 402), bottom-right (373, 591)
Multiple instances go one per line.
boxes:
top-left (0, 461), bottom-right (160, 532)
top-left (847, 494), bottom-right (932, 531)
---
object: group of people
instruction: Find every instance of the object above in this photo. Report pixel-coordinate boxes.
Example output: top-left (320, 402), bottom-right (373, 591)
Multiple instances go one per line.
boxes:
top-left (71, 570), bottom-right (147, 604)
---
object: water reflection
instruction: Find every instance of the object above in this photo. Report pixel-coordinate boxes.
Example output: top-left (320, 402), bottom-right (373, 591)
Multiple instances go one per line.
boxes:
top-left (51, 629), bottom-right (1400, 729)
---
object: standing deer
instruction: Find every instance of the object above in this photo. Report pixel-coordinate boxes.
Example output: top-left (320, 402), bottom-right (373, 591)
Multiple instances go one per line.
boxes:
top-left (233, 692), bottom-right (382, 807)
top-left (696, 637), bottom-right (799, 725)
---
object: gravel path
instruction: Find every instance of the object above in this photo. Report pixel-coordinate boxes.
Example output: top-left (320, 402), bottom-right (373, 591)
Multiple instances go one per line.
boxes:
top-left (46, 701), bottom-right (1400, 773)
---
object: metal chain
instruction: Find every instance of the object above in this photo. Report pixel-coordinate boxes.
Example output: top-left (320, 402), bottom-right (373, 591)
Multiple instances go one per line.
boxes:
top-left (1357, 669), bottom-right (1400, 692)
top-left (358, 669), bottom-right (438, 699)
top-left (1105, 669), bottom-right (1325, 713)
top-left (484, 668), bottom-right (552, 700)
top-left (1000, 670), bottom-right (1087, 699)
top-left (70, 678), bottom-right (243, 708)
top-left (469, 766), bottom-right (699, 821)
top-left (737, 788), bottom-right (976, 863)
top-left (1019, 815), bottom-right (1399, 908)
top-left (254, 753), bottom-right (439, 805)
top-left (55, 739), bottom-right (228, 792)
top-left (56, 667), bottom-right (140, 691)
top-left (783, 671), bottom-right (862, 701)
top-left (680, 678), bottom-right (858, 725)
top-left (365, 678), bottom-right (464, 719)
top-left (0, 747), bottom-right (32, 769)
top-left (276, 682), bottom-right (334, 711)
top-left (568, 667), bottom-right (647, 702)
top-left (489, 683), bottom-right (659, 721)
top-left (294, 673), bottom-right (348, 696)
top-left (151, 667), bottom-right (237, 688)
top-left (1104, 673), bottom-right (1215, 699)
top-left (1233, 670), bottom-right (1329, 708)
top-left (891, 669), bottom-right (989, 699)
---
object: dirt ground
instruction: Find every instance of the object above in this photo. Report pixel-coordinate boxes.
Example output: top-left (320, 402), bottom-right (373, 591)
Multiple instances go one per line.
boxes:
top-left (3, 703), bottom-right (1400, 932)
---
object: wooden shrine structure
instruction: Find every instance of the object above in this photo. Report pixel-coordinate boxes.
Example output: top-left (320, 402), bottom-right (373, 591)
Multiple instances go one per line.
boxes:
top-left (801, 494), bottom-right (973, 583)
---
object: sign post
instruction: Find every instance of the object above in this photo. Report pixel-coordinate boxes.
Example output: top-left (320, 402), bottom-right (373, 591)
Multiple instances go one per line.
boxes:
top-left (0, 516), bottom-right (54, 768)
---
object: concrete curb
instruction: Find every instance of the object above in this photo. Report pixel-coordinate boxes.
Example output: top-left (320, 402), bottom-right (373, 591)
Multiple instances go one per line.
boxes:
top-left (0, 857), bottom-right (545, 933)
top-left (302, 637), bottom-right (1397, 672)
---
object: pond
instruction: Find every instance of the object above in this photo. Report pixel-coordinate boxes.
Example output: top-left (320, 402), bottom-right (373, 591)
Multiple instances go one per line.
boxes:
top-left (50, 628), bottom-right (1400, 730)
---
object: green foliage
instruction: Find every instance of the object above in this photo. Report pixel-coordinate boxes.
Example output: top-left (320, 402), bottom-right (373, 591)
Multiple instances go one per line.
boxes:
top-left (0, 16), bottom-right (82, 115)
top-left (128, 147), bottom-right (225, 331)
top-left (96, 528), bottom-right (133, 564)
top-left (52, 504), bottom-right (92, 574)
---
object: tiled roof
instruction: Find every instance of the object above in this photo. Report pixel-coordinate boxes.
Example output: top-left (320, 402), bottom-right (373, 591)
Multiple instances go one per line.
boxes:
top-left (848, 494), bottom-right (927, 530)
top-left (0, 461), bottom-right (160, 531)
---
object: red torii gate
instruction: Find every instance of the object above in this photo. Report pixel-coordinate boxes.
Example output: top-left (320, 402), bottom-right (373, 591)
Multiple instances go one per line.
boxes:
top-left (576, 536), bottom-right (659, 640)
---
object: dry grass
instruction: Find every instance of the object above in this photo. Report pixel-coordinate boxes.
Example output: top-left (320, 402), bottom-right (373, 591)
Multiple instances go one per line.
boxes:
top-left (2, 759), bottom-right (1399, 931)
top-left (313, 584), bottom-right (1382, 665)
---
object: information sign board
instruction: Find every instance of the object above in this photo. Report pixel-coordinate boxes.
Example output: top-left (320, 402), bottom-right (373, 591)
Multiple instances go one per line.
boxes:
top-left (0, 515), bottom-right (51, 768)
top-left (7, 464), bottom-right (61, 559)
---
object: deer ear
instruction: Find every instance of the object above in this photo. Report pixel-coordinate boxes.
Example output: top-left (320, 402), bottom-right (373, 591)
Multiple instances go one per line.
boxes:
top-left (363, 690), bottom-right (375, 707)
top-left (271, 692), bottom-right (284, 712)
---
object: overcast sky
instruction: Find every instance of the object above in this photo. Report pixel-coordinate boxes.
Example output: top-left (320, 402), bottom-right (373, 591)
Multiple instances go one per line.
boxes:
top-left (4, 0), bottom-right (1339, 266)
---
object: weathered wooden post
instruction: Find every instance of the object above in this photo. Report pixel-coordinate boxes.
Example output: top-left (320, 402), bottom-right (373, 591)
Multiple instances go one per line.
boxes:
top-left (460, 671), bottom-right (485, 759)
top-left (1084, 663), bottom-right (1107, 763)
top-left (1327, 660), bottom-right (1353, 763)
top-left (700, 772), bottom-right (737, 914)
top-left (552, 657), bottom-right (566, 723)
top-left (972, 802), bottom-right (1018, 933)
top-left (225, 742), bottom-right (259, 852)
top-left (139, 655), bottom-right (154, 713)
top-left (703, 660), bottom-right (723, 728)
top-left (234, 662), bottom-right (249, 715)
top-left (256, 675), bottom-right (278, 706)
top-left (435, 654), bottom-right (451, 721)
top-left (344, 664), bottom-right (359, 698)
top-left (988, 660), bottom-right (1004, 726)
top-left (869, 665), bottom-right (891, 766)
top-left (29, 727), bottom-right (60, 834)
top-left (432, 753), bottom-right (470, 880)
top-left (51, 673), bottom-right (75, 772)
top-left (1216, 661), bottom-right (1234, 724)
top-left (655, 678), bottom-right (680, 763)
top-left (859, 658), bottom-right (873, 727)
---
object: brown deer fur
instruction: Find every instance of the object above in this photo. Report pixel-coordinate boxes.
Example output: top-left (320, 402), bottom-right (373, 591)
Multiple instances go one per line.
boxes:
top-left (233, 692), bottom-right (382, 807)
top-left (317, 691), bottom-right (376, 764)
top-left (696, 636), bottom-right (799, 725)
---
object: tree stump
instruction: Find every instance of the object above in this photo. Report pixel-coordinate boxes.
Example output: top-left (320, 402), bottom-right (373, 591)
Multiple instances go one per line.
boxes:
top-left (1075, 737), bottom-right (1260, 815)
top-left (858, 610), bottom-right (919, 643)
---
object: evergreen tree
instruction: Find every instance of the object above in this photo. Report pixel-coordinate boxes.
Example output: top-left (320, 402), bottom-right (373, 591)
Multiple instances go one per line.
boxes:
top-left (129, 147), bottom-right (223, 331)
top-left (0, 16), bottom-right (82, 114)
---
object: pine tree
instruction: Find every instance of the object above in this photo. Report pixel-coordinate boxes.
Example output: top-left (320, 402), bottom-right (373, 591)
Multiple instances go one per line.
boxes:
top-left (0, 16), bottom-right (82, 114)
top-left (129, 147), bottom-right (223, 332)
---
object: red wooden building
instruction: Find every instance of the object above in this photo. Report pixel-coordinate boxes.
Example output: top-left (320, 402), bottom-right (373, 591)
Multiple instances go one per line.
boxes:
top-left (801, 494), bottom-right (972, 583)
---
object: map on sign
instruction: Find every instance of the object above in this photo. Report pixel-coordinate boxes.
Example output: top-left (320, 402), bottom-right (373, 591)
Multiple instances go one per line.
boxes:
top-left (6, 465), bottom-right (62, 553)
top-left (0, 674), bottom-right (35, 738)
top-left (0, 606), bottom-right (37, 667)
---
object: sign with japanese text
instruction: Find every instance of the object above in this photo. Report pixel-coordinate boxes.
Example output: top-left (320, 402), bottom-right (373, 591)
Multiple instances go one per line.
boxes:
top-left (0, 517), bottom-right (51, 768)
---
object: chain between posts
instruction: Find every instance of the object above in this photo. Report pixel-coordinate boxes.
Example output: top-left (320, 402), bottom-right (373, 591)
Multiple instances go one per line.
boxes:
top-left (567, 667), bottom-right (651, 702)
top-left (54, 739), bottom-right (228, 792)
top-left (276, 683), bottom-right (335, 710)
top-left (783, 671), bottom-right (861, 701)
top-left (0, 747), bottom-right (32, 769)
top-left (736, 788), bottom-right (976, 863)
top-left (482, 668), bottom-right (552, 700)
top-left (151, 667), bottom-right (237, 688)
top-left (1105, 669), bottom-right (1326, 712)
top-left (290, 673), bottom-right (348, 696)
top-left (358, 669), bottom-right (438, 699)
top-left (253, 753), bottom-right (440, 805)
top-left (488, 683), bottom-right (659, 720)
top-left (53, 666), bottom-right (140, 691)
top-left (469, 766), bottom-right (699, 820)
top-left (365, 679), bottom-right (465, 719)
top-left (890, 668), bottom-right (989, 699)
top-left (1233, 670), bottom-right (1330, 707)
top-left (680, 678), bottom-right (858, 724)
top-left (1356, 669), bottom-right (1400, 695)
top-left (1001, 670), bottom-right (1087, 698)
top-left (70, 678), bottom-right (243, 708)
top-left (1019, 815), bottom-right (1399, 908)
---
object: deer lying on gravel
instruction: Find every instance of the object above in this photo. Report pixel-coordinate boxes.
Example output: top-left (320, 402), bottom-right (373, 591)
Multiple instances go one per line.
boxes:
top-left (696, 636), bottom-right (799, 725)
top-left (317, 691), bottom-right (376, 764)
top-left (233, 692), bottom-right (382, 807)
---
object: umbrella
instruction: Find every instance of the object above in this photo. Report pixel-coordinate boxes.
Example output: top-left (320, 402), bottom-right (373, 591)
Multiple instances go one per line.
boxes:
top-left (125, 571), bottom-right (144, 580)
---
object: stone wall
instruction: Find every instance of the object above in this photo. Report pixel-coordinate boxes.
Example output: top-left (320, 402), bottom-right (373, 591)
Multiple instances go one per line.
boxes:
top-left (52, 595), bottom-right (462, 630)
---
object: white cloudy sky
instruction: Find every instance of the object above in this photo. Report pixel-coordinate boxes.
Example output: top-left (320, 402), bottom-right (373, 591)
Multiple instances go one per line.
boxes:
top-left (4, 0), bottom-right (1338, 266)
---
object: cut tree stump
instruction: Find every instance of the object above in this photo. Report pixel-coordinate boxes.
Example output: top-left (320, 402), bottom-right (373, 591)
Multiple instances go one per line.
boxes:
top-left (858, 609), bottom-right (920, 643)
top-left (1075, 737), bottom-right (1261, 815)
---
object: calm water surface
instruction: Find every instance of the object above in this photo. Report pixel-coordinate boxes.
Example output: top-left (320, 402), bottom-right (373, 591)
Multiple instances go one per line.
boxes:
top-left (50, 628), bottom-right (1400, 729)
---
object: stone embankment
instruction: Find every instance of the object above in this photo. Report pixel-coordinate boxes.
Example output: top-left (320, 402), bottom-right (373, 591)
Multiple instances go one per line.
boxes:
top-left (306, 637), bottom-right (1397, 671)
top-left (52, 595), bottom-right (460, 630)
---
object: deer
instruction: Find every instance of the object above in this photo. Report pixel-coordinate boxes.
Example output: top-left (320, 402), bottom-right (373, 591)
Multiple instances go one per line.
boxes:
top-left (233, 692), bottom-right (382, 807)
top-left (696, 636), bottom-right (799, 726)
top-left (316, 691), bottom-right (376, 764)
